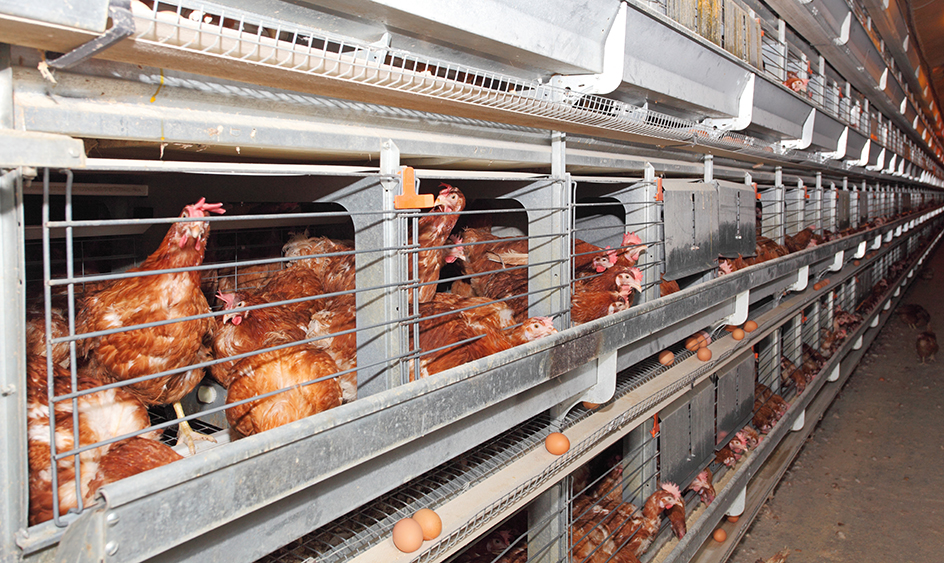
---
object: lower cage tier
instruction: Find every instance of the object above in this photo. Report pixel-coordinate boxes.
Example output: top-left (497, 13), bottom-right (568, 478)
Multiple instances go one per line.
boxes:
top-left (8, 162), bottom-right (944, 563)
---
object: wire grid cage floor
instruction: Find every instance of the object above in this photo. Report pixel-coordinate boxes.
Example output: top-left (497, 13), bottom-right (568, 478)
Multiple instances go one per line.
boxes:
top-left (254, 326), bottom-right (730, 563)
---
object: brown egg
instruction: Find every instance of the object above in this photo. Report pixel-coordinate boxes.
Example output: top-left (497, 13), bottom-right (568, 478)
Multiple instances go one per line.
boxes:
top-left (853, 260), bottom-right (860, 266)
top-left (821, 278), bottom-right (830, 286)
top-left (713, 528), bottom-right (727, 542)
top-left (412, 509), bottom-right (442, 541)
top-left (659, 350), bottom-right (675, 366)
top-left (813, 282), bottom-right (822, 291)
top-left (392, 518), bottom-right (424, 553)
top-left (697, 330), bottom-right (712, 347)
top-left (697, 347), bottom-right (712, 361)
top-left (743, 320), bottom-right (758, 332)
top-left (727, 515), bottom-right (740, 523)
top-left (545, 432), bottom-right (570, 455)
top-left (582, 402), bottom-right (600, 410)
top-left (732, 328), bottom-right (745, 341)
top-left (685, 336), bottom-right (700, 351)
top-left (724, 325), bottom-right (738, 332)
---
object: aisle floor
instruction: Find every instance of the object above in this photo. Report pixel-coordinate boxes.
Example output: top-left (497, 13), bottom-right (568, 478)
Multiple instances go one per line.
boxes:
top-left (729, 243), bottom-right (944, 563)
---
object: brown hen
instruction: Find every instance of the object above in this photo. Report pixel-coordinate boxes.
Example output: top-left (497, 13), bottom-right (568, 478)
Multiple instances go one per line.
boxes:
top-left (77, 198), bottom-right (224, 454)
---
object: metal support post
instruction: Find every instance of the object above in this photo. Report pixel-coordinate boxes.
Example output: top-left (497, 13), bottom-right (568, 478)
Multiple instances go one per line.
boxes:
top-left (624, 418), bottom-right (657, 507)
top-left (528, 482), bottom-right (568, 563)
top-left (1, 168), bottom-right (25, 563)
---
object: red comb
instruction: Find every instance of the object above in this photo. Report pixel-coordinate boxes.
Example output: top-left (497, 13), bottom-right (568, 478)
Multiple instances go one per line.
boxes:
top-left (216, 291), bottom-right (236, 308)
top-left (662, 482), bottom-right (682, 499)
top-left (185, 198), bottom-right (226, 218)
top-left (623, 231), bottom-right (643, 246)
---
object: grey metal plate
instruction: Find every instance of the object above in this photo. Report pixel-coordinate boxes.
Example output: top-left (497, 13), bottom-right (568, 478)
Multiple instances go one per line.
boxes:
top-left (803, 0), bottom-right (850, 40)
top-left (837, 190), bottom-right (851, 231)
top-left (286, 0), bottom-right (620, 75)
top-left (846, 22), bottom-right (887, 90)
top-left (811, 110), bottom-right (846, 152)
top-left (715, 179), bottom-right (756, 258)
top-left (661, 379), bottom-right (714, 489)
top-left (663, 179), bottom-right (719, 280)
top-left (619, 6), bottom-right (752, 118)
top-left (750, 78), bottom-right (809, 141)
top-left (846, 128), bottom-right (868, 161)
top-left (0, 0), bottom-right (108, 32)
top-left (717, 351), bottom-right (754, 444)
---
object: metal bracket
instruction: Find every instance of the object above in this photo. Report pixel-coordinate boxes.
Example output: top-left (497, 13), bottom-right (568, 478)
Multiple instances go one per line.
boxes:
top-left (871, 235), bottom-right (882, 249)
top-left (820, 126), bottom-right (849, 160)
top-left (867, 147), bottom-right (886, 171)
top-left (0, 130), bottom-right (85, 168)
top-left (575, 350), bottom-right (618, 405)
top-left (870, 315), bottom-right (880, 328)
top-left (54, 506), bottom-right (105, 563)
top-left (781, 108), bottom-right (815, 151)
top-left (894, 287), bottom-right (900, 297)
top-left (884, 230), bottom-right (893, 243)
top-left (848, 139), bottom-right (870, 168)
top-left (828, 364), bottom-right (841, 382)
top-left (791, 409), bottom-right (805, 432)
top-left (726, 486), bottom-right (746, 517)
top-left (829, 250), bottom-right (844, 272)
top-left (548, 2), bottom-right (626, 98)
top-left (885, 153), bottom-right (897, 175)
top-left (854, 241), bottom-right (866, 259)
top-left (853, 335), bottom-right (863, 350)
top-left (835, 12), bottom-right (852, 45)
top-left (47, 0), bottom-right (135, 69)
top-left (895, 225), bottom-right (902, 237)
top-left (702, 73), bottom-right (755, 132)
top-left (787, 265), bottom-right (809, 292)
top-left (723, 290), bottom-right (750, 326)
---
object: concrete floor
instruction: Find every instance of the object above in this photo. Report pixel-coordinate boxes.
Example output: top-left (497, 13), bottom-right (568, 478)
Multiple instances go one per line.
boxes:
top-left (729, 243), bottom-right (944, 563)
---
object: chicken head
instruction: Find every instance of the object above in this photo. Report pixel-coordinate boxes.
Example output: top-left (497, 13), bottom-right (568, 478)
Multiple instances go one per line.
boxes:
top-left (621, 231), bottom-right (648, 263)
top-left (434, 183), bottom-right (466, 213)
top-left (174, 198), bottom-right (225, 251)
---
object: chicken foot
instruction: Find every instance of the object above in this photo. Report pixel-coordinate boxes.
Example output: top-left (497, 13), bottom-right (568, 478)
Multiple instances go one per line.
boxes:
top-left (173, 401), bottom-right (217, 455)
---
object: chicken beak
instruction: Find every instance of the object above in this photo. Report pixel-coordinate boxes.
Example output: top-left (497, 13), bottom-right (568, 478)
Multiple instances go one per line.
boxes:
top-left (223, 312), bottom-right (242, 325)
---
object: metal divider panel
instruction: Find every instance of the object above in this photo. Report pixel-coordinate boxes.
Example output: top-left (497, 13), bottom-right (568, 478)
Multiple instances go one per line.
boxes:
top-left (716, 351), bottom-right (754, 446)
top-left (659, 392), bottom-right (691, 491)
top-left (660, 379), bottom-right (714, 489)
top-left (859, 192), bottom-right (870, 223)
top-left (837, 191), bottom-right (851, 231)
top-left (690, 378), bottom-right (715, 468)
top-left (663, 179), bottom-right (718, 280)
top-left (715, 179), bottom-right (756, 258)
top-left (734, 351), bottom-right (755, 429)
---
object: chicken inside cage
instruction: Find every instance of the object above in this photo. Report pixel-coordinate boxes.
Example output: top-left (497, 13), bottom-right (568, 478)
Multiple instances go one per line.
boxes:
top-left (23, 170), bottom-right (660, 526)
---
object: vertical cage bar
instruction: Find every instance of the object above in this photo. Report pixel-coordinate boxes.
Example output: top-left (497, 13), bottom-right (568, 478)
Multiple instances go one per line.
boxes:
top-left (1, 166), bottom-right (26, 554)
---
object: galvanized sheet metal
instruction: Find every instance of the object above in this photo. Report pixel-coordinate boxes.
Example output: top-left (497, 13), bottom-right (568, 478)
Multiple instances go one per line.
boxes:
top-left (846, 128), bottom-right (869, 161)
top-left (620, 7), bottom-right (752, 119)
top-left (661, 378), bottom-right (714, 490)
top-left (292, 0), bottom-right (621, 75)
top-left (811, 110), bottom-right (846, 152)
top-left (837, 190), bottom-right (851, 230)
top-left (0, 0), bottom-right (109, 32)
top-left (715, 179), bottom-right (756, 258)
top-left (846, 22), bottom-right (887, 91)
top-left (716, 351), bottom-right (754, 443)
top-left (663, 179), bottom-right (719, 280)
top-left (804, 0), bottom-right (850, 41)
top-left (751, 78), bottom-right (809, 141)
